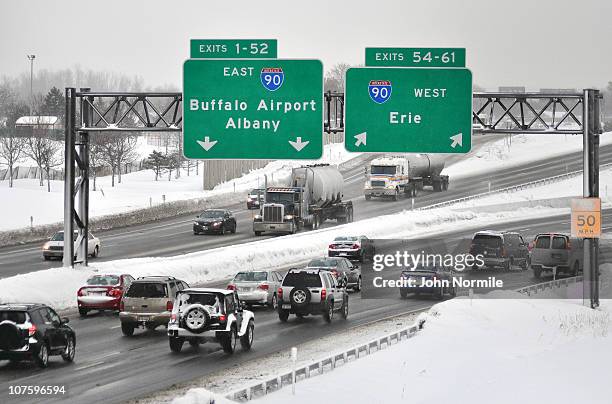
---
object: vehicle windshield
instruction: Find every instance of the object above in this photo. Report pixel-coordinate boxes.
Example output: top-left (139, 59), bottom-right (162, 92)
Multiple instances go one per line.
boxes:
top-left (334, 236), bottom-right (357, 242)
top-left (125, 282), bottom-right (168, 298)
top-left (535, 236), bottom-right (551, 249)
top-left (180, 292), bottom-right (222, 307)
top-left (86, 275), bottom-right (120, 286)
top-left (0, 311), bottom-right (27, 324)
top-left (199, 210), bottom-right (224, 219)
top-left (234, 272), bottom-right (268, 282)
top-left (51, 232), bottom-right (77, 241)
top-left (282, 272), bottom-right (322, 288)
top-left (307, 259), bottom-right (339, 268)
top-left (472, 234), bottom-right (502, 247)
top-left (370, 165), bottom-right (396, 175)
top-left (266, 192), bottom-right (295, 204)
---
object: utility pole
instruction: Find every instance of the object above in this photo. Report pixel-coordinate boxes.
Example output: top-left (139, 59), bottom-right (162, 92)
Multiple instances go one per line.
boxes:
top-left (26, 54), bottom-right (35, 114)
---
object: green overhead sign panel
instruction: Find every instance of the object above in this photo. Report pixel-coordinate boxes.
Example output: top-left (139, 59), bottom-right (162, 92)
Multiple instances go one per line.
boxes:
top-left (190, 39), bottom-right (278, 59)
top-left (183, 59), bottom-right (323, 159)
top-left (366, 48), bottom-right (466, 67)
top-left (345, 67), bottom-right (472, 153)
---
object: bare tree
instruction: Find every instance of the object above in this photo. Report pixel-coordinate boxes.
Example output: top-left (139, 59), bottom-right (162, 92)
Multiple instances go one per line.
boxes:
top-left (39, 138), bottom-right (63, 192)
top-left (0, 135), bottom-right (25, 187)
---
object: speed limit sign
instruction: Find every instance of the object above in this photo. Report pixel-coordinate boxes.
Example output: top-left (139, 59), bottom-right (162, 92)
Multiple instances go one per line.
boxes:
top-left (571, 198), bottom-right (601, 238)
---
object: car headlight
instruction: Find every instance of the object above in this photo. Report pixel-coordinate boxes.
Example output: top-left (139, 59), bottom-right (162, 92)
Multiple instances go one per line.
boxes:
top-left (283, 215), bottom-right (294, 221)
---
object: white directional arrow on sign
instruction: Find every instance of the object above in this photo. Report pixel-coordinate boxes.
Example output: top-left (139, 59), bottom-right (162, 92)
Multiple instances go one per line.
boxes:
top-left (354, 132), bottom-right (367, 147)
top-left (450, 133), bottom-right (463, 148)
top-left (196, 136), bottom-right (218, 151)
top-left (289, 137), bottom-right (309, 152)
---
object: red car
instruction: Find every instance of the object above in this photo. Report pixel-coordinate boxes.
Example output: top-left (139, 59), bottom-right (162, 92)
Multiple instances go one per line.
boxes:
top-left (77, 274), bottom-right (134, 317)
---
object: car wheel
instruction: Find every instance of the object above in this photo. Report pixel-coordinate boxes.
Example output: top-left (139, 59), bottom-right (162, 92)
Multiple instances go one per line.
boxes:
top-left (78, 308), bottom-right (88, 318)
top-left (35, 342), bottom-right (49, 368)
top-left (221, 326), bottom-right (237, 354)
top-left (323, 302), bottom-right (334, 323)
top-left (240, 320), bottom-right (254, 351)
top-left (270, 294), bottom-right (278, 310)
top-left (169, 336), bottom-right (184, 353)
top-left (278, 309), bottom-right (290, 322)
top-left (121, 322), bottom-right (135, 337)
top-left (61, 336), bottom-right (76, 362)
top-left (341, 299), bottom-right (348, 320)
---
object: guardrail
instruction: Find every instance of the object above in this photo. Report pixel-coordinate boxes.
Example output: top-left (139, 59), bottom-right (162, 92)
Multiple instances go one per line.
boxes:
top-left (516, 275), bottom-right (583, 296)
top-left (225, 316), bottom-right (425, 402)
top-left (420, 162), bottom-right (612, 211)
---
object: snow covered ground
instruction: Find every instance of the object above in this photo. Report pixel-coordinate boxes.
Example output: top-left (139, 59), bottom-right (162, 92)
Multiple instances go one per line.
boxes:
top-left (0, 205), bottom-right (566, 311)
top-left (445, 132), bottom-right (612, 179)
top-left (250, 287), bottom-right (612, 404)
top-left (0, 142), bottom-right (358, 231)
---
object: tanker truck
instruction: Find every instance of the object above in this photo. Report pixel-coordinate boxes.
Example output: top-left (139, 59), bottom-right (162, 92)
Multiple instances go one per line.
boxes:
top-left (253, 164), bottom-right (353, 236)
top-left (364, 154), bottom-right (448, 201)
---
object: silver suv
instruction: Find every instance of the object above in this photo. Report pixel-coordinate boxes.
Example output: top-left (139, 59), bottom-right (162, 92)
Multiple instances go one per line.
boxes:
top-left (119, 276), bottom-right (189, 336)
top-left (277, 269), bottom-right (348, 323)
top-left (167, 288), bottom-right (254, 354)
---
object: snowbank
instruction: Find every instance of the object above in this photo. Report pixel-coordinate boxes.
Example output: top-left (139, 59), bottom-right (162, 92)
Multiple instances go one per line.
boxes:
top-left (446, 132), bottom-right (612, 179)
top-left (0, 142), bottom-right (359, 232)
top-left (256, 294), bottom-right (612, 404)
top-left (0, 205), bottom-right (564, 310)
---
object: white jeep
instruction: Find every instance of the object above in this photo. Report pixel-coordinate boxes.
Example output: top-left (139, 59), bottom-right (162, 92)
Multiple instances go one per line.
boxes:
top-left (167, 288), bottom-right (254, 354)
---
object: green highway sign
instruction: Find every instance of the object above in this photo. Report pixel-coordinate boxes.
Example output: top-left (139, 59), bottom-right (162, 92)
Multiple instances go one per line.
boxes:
top-left (183, 59), bottom-right (323, 159)
top-left (190, 39), bottom-right (278, 59)
top-left (365, 48), bottom-right (466, 67)
top-left (345, 67), bottom-right (472, 153)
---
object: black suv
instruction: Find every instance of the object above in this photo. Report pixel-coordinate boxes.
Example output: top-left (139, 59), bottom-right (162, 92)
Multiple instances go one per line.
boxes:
top-left (0, 303), bottom-right (76, 368)
top-left (277, 269), bottom-right (349, 323)
top-left (470, 231), bottom-right (529, 270)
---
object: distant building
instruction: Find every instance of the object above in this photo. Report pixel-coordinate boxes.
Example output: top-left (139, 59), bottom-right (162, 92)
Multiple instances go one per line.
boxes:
top-left (15, 116), bottom-right (61, 130)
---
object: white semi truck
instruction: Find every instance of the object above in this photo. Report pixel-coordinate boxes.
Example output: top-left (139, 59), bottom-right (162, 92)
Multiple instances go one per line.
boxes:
top-left (364, 154), bottom-right (448, 200)
top-left (253, 165), bottom-right (354, 236)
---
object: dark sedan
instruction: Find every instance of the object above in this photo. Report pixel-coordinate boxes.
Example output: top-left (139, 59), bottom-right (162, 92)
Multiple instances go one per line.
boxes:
top-left (399, 265), bottom-right (456, 299)
top-left (193, 209), bottom-right (237, 235)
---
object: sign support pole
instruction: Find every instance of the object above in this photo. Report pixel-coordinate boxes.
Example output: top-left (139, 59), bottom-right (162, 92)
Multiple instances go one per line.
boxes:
top-left (582, 89), bottom-right (600, 308)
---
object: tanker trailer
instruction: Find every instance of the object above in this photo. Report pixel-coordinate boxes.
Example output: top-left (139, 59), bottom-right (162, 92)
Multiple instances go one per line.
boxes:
top-left (364, 154), bottom-right (448, 200)
top-left (253, 164), bottom-right (353, 236)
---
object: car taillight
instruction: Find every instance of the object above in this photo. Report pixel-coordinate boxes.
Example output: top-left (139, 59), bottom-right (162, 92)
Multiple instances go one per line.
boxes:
top-left (278, 287), bottom-right (283, 299)
top-left (258, 284), bottom-right (269, 291)
top-left (227, 284), bottom-right (236, 290)
top-left (120, 301), bottom-right (124, 311)
top-left (166, 301), bottom-right (173, 311)
top-left (321, 288), bottom-right (327, 300)
top-left (351, 244), bottom-right (360, 249)
top-left (219, 314), bottom-right (227, 322)
top-left (77, 288), bottom-right (85, 296)
top-left (28, 324), bottom-right (37, 337)
top-left (108, 288), bottom-right (122, 298)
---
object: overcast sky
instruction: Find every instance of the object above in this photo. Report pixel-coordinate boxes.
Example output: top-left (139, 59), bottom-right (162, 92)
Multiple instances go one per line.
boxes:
top-left (1, 0), bottom-right (610, 91)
